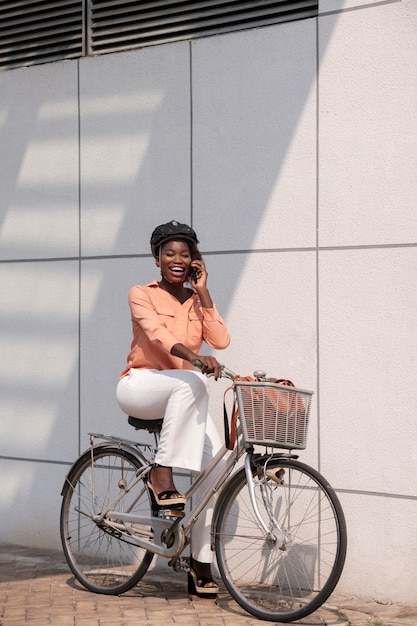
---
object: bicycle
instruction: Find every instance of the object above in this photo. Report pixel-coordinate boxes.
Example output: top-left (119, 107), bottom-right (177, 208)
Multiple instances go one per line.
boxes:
top-left (60, 366), bottom-right (347, 623)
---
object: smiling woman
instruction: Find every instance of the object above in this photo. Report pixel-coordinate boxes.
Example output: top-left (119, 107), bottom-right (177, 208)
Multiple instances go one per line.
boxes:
top-left (157, 240), bottom-right (196, 287)
top-left (116, 219), bottom-right (230, 597)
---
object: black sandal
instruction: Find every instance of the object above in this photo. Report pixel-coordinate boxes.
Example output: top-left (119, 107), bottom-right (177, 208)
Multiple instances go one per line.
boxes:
top-left (147, 481), bottom-right (186, 507)
top-left (147, 464), bottom-right (186, 510)
top-left (187, 560), bottom-right (219, 598)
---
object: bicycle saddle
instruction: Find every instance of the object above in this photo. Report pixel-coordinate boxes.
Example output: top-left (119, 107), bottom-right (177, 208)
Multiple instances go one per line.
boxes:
top-left (128, 415), bottom-right (163, 433)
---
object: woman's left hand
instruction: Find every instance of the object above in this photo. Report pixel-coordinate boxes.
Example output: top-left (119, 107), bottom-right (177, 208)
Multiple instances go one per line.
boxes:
top-left (190, 260), bottom-right (207, 288)
top-left (194, 355), bottom-right (222, 380)
top-left (190, 260), bottom-right (214, 309)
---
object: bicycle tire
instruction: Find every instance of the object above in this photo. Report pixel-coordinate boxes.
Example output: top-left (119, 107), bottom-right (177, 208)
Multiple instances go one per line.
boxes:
top-left (60, 446), bottom-right (154, 595)
top-left (214, 456), bottom-right (347, 622)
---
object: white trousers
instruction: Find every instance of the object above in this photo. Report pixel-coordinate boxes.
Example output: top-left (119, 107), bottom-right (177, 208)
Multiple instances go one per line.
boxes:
top-left (116, 368), bottom-right (224, 562)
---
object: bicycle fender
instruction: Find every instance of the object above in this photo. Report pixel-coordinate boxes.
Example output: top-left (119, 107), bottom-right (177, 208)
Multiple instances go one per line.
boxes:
top-left (210, 453), bottom-right (299, 542)
top-left (60, 441), bottom-right (149, 496)
top-left (254, 452), bottom-right (299, 465)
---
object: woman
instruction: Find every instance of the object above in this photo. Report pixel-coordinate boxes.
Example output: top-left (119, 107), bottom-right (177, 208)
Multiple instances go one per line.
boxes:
top-left (116, 219), bottom-right (230, 597)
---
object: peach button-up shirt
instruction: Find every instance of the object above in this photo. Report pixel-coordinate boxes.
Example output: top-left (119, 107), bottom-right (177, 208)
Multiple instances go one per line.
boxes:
top-left (120, 280), bottom-right (230, 376)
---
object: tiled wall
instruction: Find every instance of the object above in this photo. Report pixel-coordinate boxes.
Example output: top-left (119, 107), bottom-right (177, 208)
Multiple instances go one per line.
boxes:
top-left (0, 0), bottom-right (416, 603)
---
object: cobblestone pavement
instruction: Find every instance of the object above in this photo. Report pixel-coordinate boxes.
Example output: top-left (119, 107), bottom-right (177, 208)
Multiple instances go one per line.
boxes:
top-left (1, 544), bottom-right (416, 626)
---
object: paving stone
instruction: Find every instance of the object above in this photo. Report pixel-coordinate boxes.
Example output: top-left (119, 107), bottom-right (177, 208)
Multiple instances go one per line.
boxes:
top-left (1, 543), bottom-right (417, 626)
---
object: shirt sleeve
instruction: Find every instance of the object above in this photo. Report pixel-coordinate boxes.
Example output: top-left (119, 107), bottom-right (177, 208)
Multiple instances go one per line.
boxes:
top-left (200, 305), bottom-right (231, 350)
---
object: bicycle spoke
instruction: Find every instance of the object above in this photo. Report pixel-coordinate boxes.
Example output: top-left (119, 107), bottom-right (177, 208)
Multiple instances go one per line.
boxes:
top-left (60, 448), bottom-right (154, 594)
top-left (215, 458), bottom-right (347, 622)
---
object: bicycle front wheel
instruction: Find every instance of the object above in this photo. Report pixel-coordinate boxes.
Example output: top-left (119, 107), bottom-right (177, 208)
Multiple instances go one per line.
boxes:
top-left (215, 457), bottom-right (347, 622)
top-left (60, 446), bottom-right (154, 595)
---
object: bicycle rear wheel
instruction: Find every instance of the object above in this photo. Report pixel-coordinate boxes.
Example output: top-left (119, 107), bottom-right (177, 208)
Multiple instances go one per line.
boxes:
top-left (215, 457), bottom-right (347, 622)
top-left (60, 446), bottom-right (154, 594)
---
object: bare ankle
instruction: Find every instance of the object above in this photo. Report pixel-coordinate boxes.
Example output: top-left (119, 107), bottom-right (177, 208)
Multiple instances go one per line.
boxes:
top-left (150, 465), bottom-right (177, 494)
top-left (191, 558), bottom-right (212, 579)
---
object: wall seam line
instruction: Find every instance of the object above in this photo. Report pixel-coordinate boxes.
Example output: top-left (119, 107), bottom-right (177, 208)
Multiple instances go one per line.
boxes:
top-left (2, 243), bottom-right (416, 265)
top-left (77, 59), bottom-right (82, 456)
top-left (316, 15), bottom-right (321, 474)
top-left (189, 41), bottom-right (194, 228)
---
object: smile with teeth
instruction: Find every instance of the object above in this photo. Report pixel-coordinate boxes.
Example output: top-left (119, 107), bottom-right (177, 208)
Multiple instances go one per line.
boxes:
top-left (169, 266), bottom-right (186, 277)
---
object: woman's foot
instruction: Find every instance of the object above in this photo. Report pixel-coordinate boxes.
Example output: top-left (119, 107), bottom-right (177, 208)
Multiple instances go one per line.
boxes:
top-left (148, 464), bottom-right (186, 507)
top-left (188, 558), bottom-right (219, 597)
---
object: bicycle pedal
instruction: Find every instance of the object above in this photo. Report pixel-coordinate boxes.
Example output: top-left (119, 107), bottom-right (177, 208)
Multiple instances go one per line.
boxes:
top-left (265, 468), bottom-right (285, 484)
top-left (170, 556), bottom-right (190, 572)
top-left (157, 509), bottom-right (185, 520)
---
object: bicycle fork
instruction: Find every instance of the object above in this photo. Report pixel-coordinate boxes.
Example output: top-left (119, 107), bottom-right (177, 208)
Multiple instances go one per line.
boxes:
top-left (244, 454), bottom-right (288, 550)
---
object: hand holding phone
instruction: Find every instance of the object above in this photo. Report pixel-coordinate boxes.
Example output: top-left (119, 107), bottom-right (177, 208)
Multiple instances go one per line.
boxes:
top-left (190, 266), bottom-right (198, 284)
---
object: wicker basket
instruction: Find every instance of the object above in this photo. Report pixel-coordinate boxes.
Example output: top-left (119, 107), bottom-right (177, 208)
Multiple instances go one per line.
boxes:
top-left (234, 381), bottom-right (313, 449)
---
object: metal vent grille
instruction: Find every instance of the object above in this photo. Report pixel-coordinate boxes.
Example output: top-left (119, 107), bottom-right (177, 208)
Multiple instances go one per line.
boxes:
top-left (0, 1), bottom-right (318, 71)
top-left (89, 1), bottom-right (318, 55)
top-left (0, 1), bottom-right (83, 71)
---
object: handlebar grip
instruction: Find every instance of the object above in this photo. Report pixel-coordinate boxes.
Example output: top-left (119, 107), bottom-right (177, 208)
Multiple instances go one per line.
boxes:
top-left (192, 360), bottom-right (235, 380)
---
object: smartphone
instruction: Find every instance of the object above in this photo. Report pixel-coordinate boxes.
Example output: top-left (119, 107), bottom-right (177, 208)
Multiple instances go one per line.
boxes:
top-left (190, 267), bottom-right (198, 284)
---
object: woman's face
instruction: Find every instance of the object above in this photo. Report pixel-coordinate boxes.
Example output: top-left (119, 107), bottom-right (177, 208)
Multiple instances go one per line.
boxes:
top-left (157, 239), bottom-right (192, 284)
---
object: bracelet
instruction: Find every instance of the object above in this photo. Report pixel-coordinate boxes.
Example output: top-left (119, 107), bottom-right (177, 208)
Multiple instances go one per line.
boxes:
top-left (192, 359), bottom-right (203, 369)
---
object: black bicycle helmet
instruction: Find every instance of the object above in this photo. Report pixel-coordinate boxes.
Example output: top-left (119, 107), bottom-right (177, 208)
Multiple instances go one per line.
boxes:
top-left (150, 220), bottom-right (199, 257)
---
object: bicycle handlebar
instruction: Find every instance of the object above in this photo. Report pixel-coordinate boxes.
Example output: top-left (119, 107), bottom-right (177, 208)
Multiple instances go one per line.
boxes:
top-left (219, 365), bottom-right (236, 380)
top-left (192, 359), bottom-right (236, 381)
